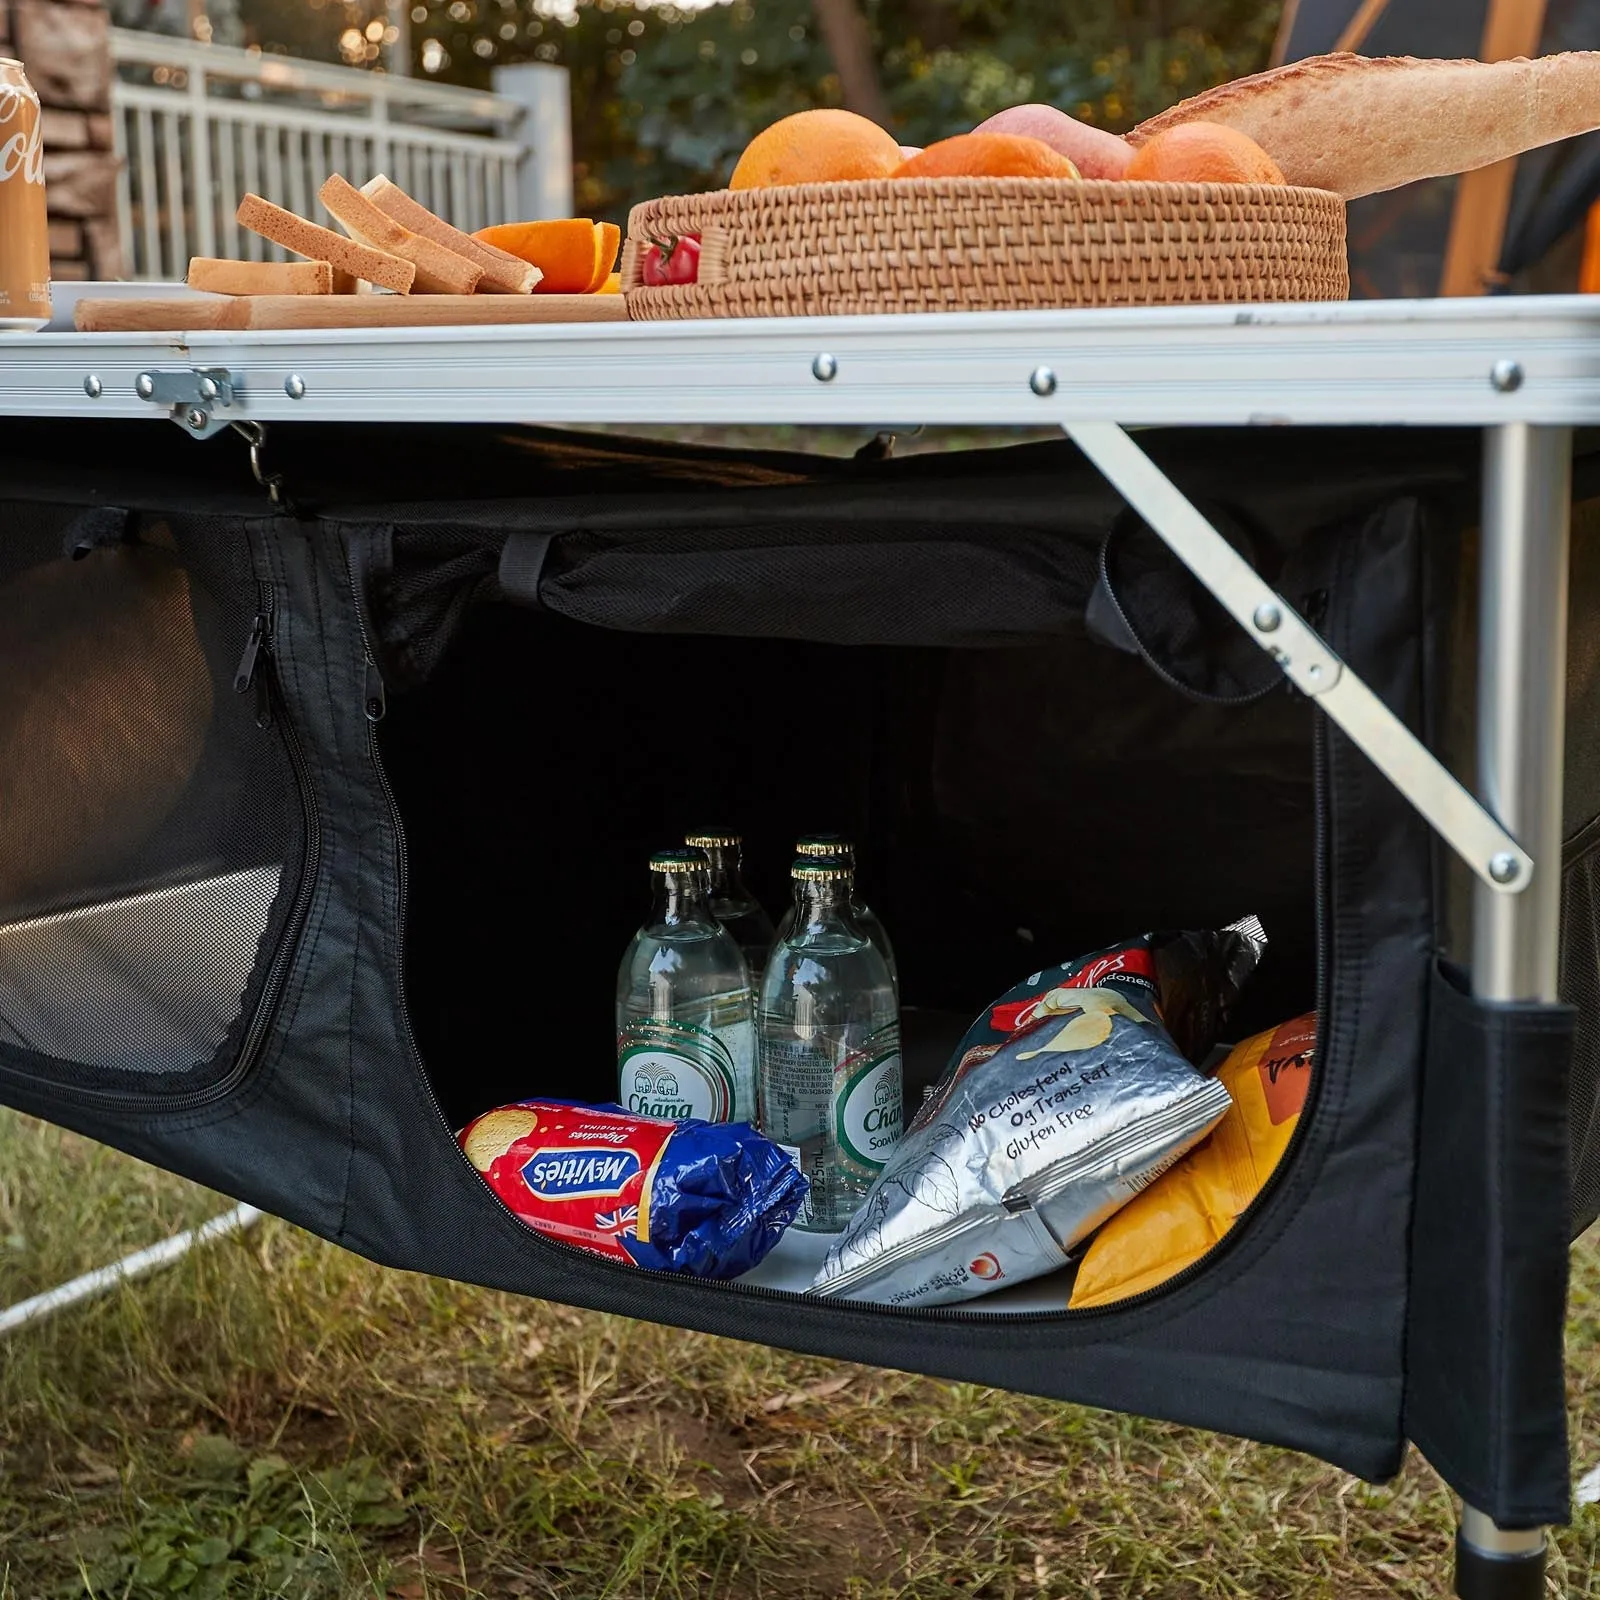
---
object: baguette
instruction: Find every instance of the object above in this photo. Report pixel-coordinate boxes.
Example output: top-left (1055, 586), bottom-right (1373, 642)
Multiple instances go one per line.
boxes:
top-left (188, 257), bottom-right (332, 295)
top-left (1128, 51), bottom-right (1600, 200)
top-left (319, 173), bottom-right (482, 295)
top-left (235, 193), bottom-right (416, 293)
top-left (360, 175), bottom-right (542, 294)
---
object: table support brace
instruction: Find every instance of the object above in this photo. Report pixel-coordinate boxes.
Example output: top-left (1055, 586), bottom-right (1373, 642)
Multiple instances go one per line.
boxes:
top-left (1063, 422), bottom-right (1534, 896)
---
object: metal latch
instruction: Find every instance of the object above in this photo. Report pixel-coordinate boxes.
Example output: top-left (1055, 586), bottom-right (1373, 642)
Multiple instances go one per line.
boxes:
top-left (134, 367), bottom-right (236, 437)
top-left (1065, 421), bottom-right (1533, 895)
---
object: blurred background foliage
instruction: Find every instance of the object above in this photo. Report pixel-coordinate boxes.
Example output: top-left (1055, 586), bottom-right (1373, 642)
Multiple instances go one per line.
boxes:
top-left (219, 0), bottom-right (1283, 220)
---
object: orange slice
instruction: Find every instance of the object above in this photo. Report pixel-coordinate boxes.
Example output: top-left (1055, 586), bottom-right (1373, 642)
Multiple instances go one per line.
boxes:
top-left (474, 219), bottom-right (606, 293)
top-left (585, 223), bottom-right (621, 293)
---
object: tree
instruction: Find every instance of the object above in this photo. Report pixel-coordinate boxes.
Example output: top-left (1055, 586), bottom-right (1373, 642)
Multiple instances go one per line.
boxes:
top-left (224, 0), bottom-right (1282, 219)
top-left (812, 0), bottom-right (888, 124)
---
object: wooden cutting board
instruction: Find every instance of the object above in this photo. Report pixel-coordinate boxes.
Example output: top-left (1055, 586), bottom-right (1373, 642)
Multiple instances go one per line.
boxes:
top-left (74, 293), bottom-right (628, 332)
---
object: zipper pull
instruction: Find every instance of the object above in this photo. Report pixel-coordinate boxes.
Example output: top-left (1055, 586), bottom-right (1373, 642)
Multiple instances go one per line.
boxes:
top-left (234, 612), bottom-right (267, 694)
top-left (363, 658), bottom-right (386, 722)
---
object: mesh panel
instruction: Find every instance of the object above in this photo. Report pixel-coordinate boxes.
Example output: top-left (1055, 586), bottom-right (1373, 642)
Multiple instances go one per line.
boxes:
top-left (0, 868), bottom-right (281, 1070)
top-left (375, 526), bottom-right (500, 691)
top-left (1562, 829), bottom-right (1600, 1237)
top-left (0, 503), bottom-right (306, 1091)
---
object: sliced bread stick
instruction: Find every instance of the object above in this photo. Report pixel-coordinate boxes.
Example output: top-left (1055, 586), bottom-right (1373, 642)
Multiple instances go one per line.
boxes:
top-left (360, 175), bottom-right (541, 293)
top-left (188, 257), bottom-right (333, 295)
top-left (319, 174), bottom-right (482, 295)
top-left (235, 193), bottom-right (416, 293)
top-left (1128, 51), bottom-right (1600, 200)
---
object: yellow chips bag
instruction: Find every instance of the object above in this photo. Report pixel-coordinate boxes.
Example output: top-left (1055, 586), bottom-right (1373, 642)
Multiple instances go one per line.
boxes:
top-left (1068, 1013), bottom-right (1315, 1309)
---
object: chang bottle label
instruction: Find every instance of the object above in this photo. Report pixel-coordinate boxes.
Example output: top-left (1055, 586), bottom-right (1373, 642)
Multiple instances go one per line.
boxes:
top-left (836, 1033), bottom-right (904, 1171)
top-left (618, 1017), bottom-right (751, 1123)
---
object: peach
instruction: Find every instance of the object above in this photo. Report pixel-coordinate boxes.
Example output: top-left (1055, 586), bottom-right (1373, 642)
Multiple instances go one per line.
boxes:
top-left (971, 105), bottom-right (1134, 180)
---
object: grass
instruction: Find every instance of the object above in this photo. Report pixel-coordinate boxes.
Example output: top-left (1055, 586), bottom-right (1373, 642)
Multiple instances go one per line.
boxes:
top-left (2, 1108), bottom-right (1598, 1598)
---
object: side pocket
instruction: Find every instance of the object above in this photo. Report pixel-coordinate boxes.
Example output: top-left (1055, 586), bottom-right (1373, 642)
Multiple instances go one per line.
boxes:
top-left (1087, 503), bottom-right (1284, 704)
top-left (1561, 818), bottom-right (1600, 1238)
top-left (1404, 960), bottom-right (1575, 1527)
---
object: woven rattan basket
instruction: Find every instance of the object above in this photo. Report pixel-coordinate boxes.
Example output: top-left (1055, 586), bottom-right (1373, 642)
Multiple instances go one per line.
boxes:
top-left (623, 179), bottom-right (1348, 318)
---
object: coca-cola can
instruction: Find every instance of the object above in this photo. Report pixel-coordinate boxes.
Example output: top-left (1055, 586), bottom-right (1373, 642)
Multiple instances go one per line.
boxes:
top-left (0, 58), bottom-right (50, 331)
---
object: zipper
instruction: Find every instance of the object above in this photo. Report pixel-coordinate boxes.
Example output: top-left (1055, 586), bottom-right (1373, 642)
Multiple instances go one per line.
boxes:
top-left (1303, 587), bottom-right (1333, 1031)
top-left (0, 580), bottom-right (323, 1114)
top-left (1312, 721), bottom-right (1332, 1031)
top-left (343, 539), bottom-right (435, 1176)
top-left (235, 611), bottom-right (266, 694)
top-left (336, 540), bottom-right (601, 1282)
top-left (235, 581), bottom-right (275, 728)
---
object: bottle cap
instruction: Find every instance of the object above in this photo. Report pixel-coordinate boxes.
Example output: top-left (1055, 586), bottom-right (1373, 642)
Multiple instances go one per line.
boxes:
top-left (791, 856), bottom-right (852, 883)
top-left (684, 832), bottom-right (740, 850)
top-left (796, 834), bottom-right (855, 861)
top-left (651, 848), bottom-right (709, 874)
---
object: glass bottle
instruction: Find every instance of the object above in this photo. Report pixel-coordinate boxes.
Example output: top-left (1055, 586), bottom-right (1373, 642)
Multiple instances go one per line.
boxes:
top-left (616, 849), bottom-right (755, 1124)
top-left (684, 831), bottom-right (775, 984)
top-left (771, 835), bottom-right (898, 993)
top-left (758, 857), bottom-right (902, 1231)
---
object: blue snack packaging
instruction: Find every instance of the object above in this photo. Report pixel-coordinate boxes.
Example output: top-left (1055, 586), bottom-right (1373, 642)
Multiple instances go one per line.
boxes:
top-left (459, 1099), bottom-right (807, 1279)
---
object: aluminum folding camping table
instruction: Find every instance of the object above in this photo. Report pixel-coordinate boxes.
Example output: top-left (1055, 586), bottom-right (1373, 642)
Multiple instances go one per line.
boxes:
top-left (2, 290), bottom-right (1596, 1598)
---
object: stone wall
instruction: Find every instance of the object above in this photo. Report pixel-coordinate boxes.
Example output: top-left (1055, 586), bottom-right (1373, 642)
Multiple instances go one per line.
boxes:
top-left (0, 0), bottom-right (120, 280)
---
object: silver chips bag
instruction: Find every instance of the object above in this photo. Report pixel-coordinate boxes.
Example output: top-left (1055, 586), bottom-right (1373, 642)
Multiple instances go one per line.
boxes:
top-left (811, 923), bottom-right (1263, 1308)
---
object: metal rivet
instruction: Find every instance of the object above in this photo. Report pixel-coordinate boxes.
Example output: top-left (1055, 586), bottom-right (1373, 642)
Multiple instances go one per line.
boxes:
top-left (1490, 359), bottom-right (1524, 394)
top-left (1253, 602), bottom-right (1282, 633)
top-left (83, 374), bottom-right (102, 398)
top-left (136, 372), bottom-right (155, 400)
top-left (185, 406), bottom-right (208, 431)
top-left (284, 373), bottom-right (306, 400)
top-left (1306, 663), bottom-right (1322, 682)
top-left (1489, 852), bottom-right (1521, 884)
top-left (1029, 365), bottom-right (1057, 397)
top-left (198, 375), bottom-right (219, 401)
top-left (811, 352), bottom-right (837, 382)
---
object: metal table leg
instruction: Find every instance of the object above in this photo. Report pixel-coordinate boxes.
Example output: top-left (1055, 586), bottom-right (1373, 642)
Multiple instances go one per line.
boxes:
top-left (1455, 422), bottom-right (1573, 1600)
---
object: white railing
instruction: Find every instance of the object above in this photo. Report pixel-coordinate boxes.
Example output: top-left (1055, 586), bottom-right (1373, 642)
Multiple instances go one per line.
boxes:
top-left (110, 30), bottom-right (554, 281)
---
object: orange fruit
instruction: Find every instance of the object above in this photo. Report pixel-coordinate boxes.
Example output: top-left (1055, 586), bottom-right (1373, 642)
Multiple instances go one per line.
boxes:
top-left (585, 222), bottom-right (621, 292)
top-left (730, 109), bottom-right (902, 190)
top-left (892, 133), bottom-right (1081, 180)
top-left (474, 219), bottom-right (612, 293)
top-left (1124, 122), bottom-right (1285, 185)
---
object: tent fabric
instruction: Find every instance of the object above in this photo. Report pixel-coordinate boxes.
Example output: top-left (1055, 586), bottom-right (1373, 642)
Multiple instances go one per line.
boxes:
top-left (0, 419), bottom-right (1585, 1523)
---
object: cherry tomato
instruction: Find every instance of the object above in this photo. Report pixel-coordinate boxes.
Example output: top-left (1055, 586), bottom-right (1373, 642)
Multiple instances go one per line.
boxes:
top-left (640, 234), bottom-right (701, 287)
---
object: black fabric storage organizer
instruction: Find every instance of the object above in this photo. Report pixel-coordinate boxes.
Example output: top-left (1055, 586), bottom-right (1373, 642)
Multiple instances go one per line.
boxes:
top-left (0, 419), bottom-right (1591, 1528)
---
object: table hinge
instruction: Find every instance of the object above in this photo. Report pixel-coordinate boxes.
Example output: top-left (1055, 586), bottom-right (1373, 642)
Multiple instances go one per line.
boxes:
top-left (134, 367), bottom-right (236, 438)
top-left (1065, 421), bottom-right (1533, 895)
